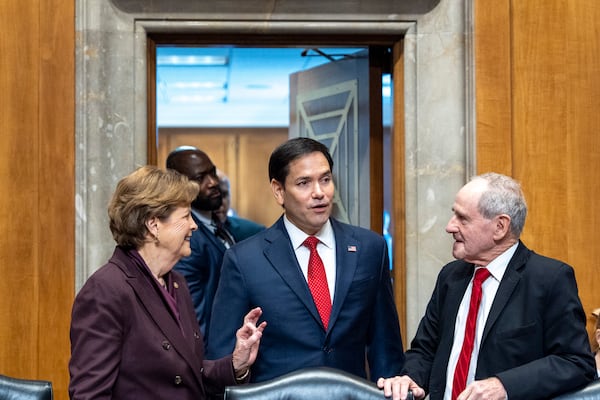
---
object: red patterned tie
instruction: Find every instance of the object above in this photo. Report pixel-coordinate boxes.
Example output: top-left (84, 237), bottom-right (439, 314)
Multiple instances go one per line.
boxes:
top-left (451, 267), bottom-right (491, 400)
top-left (303, 236), bottom-right (332, 330)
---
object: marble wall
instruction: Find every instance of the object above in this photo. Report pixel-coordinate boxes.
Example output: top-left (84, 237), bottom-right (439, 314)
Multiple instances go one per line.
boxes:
top-left (75, 0), bottom-right (475, 340)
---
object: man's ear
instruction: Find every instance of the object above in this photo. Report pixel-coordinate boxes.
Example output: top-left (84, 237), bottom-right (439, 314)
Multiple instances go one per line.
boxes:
top-left (493, 214), bottom-right (511, 240)
top-left (271, 179), bottom-right (285, 207)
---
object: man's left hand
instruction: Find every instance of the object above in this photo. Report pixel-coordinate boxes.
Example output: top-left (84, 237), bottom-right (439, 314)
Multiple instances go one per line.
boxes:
top-left (456, 377), bottom-right (507, 400)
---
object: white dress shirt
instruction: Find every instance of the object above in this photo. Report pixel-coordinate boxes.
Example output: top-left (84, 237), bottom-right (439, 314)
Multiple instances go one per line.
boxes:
top-left (191, 208), bottom-right (232, 249)
top-left (443, 243), bottom-right (518, 400)
top-left (283, 215), bottom-right (336, 303)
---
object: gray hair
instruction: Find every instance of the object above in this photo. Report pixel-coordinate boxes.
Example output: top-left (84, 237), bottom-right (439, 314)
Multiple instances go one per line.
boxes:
top-left (473, 172), bottom-right (528, 237)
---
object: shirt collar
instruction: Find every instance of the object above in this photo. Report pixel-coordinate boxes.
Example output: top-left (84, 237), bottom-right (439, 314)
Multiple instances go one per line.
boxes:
top-left (283, 214), bottom-right (334, 250)
top-left (482, 242), bottom-right (518, 282)
top-left (191, 208), bottom-right (213, 227)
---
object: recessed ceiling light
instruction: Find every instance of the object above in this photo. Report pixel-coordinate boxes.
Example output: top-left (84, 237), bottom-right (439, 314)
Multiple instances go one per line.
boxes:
top-left (170, 94), bottom-right (224, 103)
top-left (245, 83), bottom-right (271, 90)
top-left (171, 81), bottom-right (225, 89)
top-left (156, 55), bottom-right (229, 66)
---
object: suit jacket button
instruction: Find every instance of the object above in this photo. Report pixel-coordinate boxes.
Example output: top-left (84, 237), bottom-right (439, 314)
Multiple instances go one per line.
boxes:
top-left (174, 375), bottom-right (183, 385)
top-left (162, 341), bottom-right (171, 350)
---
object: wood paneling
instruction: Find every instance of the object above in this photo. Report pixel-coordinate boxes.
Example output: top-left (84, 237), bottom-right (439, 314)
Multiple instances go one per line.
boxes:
top-left (0, 0), bottom-right (74, 399)
top-left (512, 0), bottom-right (569, 253)
top-left (565, 0), bottom-right (600, 339)
top-left (38, 1), bottom-right (75, 398)
top-left (0, 0), bottom-right (40, 377)
top-left (476, 0), bottom-right (600, 342)
top-left (391, 41), bottom-right (408, 348)
top-left (237, 132), bottom-right (287, 226)
top-left (158, 128), bottom-right (288, 227)
top-left (474, 0), bottom-right (512, 175)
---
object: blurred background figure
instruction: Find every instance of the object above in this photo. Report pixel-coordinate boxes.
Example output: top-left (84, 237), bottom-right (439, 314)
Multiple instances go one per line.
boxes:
top-left (383, 210), bottom-right (393, 270)
top-left (593, 308), bottom-right (600, 377)
top-left (216, 169), bottom-right (265, 242)
top-left (166, 146), bottom-right (235, 347)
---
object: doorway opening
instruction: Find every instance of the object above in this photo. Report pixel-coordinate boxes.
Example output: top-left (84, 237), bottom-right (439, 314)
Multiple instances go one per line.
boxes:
top-left (153, 44), bottom-right (391, 226)
top-left (146, 36), bottom-right (405, 334)
top-left (148, 37), bottom-right (396, 226)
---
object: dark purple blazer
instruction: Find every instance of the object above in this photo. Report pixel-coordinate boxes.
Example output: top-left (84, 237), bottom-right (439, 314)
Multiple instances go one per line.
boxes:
top-left (69, 246), bottom-right (238, 400)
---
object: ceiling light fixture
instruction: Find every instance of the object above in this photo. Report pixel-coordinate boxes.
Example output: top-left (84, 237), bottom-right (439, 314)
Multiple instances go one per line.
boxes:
top-left (156, 55), bottom-right (229, 66)
top-left (170, 81), bottom-right (226, 89)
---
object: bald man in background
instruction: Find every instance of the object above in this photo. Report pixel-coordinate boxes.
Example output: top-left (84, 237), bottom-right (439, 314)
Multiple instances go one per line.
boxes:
top-left (166, 146), bottom-right (235, 347)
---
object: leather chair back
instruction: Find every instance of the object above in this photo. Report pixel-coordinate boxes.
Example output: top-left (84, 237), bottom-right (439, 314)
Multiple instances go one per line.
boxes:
top-left (554, 379), bottom-right (600, 400)
top-left (224, 367), bottom-right (384, 400)
top-left (0, 374), bottom-right (52, 400)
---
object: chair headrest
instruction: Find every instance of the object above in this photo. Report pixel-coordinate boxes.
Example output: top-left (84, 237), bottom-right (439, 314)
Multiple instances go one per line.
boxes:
top-left (554, 379), bottom-right (600, 400)
top-left (225, 367), bottom-right (383, 400)
top-left (0, 374), bottom-right (53, 400)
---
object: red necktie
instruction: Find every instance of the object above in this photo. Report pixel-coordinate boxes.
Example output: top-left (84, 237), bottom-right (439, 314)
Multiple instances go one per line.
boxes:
top-left (451, 267), bottom-right (491, 400)
top-left (303, 236), bottom-right (332, 330)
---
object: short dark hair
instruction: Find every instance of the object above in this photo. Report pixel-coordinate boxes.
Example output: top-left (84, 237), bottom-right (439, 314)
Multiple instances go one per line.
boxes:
top-left (268, 137), bottom-right (334, 184)
top-left (165, 146), bottom-right (204, 172)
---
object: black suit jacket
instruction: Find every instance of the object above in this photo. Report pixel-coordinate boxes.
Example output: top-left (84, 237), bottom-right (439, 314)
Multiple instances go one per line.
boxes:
top-left (404, 241), bottom-right (596, 400)
top-left (173, 212), bottom-right (227, 347)
top-left (207, 216), bottom-right (405, 383)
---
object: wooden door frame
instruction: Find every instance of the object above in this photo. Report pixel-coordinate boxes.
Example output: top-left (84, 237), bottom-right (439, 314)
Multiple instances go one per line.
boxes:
top-left (146, 34), bottom-right (407, 344)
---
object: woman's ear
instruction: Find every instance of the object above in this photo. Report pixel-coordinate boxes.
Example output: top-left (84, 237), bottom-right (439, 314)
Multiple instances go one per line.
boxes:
top-left (146, 217), bottom-right (160, 244)
top-left (146, 217), bottom-right (159, 235)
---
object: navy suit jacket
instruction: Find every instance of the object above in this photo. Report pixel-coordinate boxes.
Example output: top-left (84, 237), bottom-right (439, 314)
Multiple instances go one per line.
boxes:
top-left (207, 216), bottom-right (405, 382)
top-left (69, 247), bottom-right (237, 400)
top-left (225, 216), bottom-right (265, 242)
top-left (404, 241), bottom-right (596, 400)
top-left (174, 212), bottom-right (227, 347)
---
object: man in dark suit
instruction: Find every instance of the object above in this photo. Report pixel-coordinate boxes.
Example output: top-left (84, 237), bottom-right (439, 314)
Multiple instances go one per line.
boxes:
top-left (207, 137), bottom-right (405, 382)
top-left (378, 173), bottom-right (596, 400)
top-left (166, 146), bottom-right (235, 347)
top-left (215, 170), bottom-right (265, 242)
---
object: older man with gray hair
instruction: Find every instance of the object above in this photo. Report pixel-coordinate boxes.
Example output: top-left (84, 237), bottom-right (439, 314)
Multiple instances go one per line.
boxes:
top-left (378, 172), bottom-right (596, 400)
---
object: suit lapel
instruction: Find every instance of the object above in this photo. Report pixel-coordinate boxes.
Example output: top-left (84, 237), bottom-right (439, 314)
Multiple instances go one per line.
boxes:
top-left (423, 262), bottom-right (474, 372)
top-left (263, 218), bottom-right (323, 327)
top-left (447, 263), bottom-right (475, 316)
top-left (193, 213), bottom-right (226, 251)
top-left (114, 253), bottom-right (202, 381)
top-left (481, 242), bottom-right (528, 342)
top-left (327, 219), bottom-right (359, 332)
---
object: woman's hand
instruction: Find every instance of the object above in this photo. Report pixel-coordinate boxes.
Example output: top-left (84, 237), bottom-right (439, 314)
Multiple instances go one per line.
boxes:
top-left (231, 307), bottom-right (267, 378)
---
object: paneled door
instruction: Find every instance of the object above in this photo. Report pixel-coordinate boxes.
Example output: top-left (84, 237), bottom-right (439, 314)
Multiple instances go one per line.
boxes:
top-left (289, 49), bottom-right (380, 230)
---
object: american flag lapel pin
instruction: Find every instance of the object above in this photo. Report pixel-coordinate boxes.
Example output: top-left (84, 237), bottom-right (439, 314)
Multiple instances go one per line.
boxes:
top-left (347, 245), bottom-right (357, 252)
